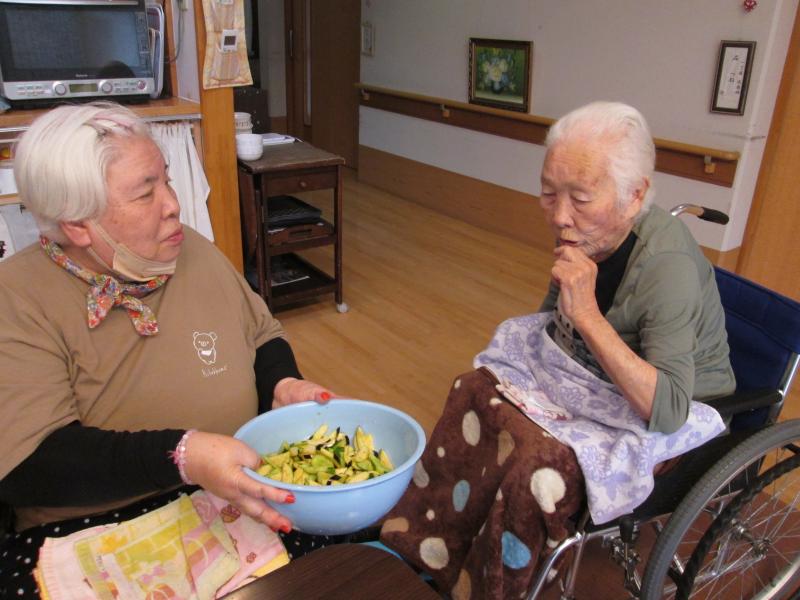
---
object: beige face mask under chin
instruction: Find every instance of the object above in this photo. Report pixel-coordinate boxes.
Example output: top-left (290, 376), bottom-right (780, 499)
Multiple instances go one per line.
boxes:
top-left (87, 221), bottom-right (177, 282)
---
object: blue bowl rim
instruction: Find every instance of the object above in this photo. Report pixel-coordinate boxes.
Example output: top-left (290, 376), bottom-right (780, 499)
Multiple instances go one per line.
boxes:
top-left (235, 399), bottom-right (427, 494)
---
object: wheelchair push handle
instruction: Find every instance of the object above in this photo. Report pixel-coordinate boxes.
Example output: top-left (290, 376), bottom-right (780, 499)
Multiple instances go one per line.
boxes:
top-left (670, 204), bottom-right (730, 225)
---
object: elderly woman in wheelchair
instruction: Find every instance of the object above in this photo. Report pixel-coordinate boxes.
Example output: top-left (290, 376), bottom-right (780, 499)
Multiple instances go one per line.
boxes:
top-left (379, 102), bottom-right (800, 600)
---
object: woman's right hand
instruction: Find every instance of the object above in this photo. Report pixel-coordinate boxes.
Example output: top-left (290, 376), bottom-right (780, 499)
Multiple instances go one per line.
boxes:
top-left (181, 430), bottom-right (294, 533)
top-left (551, 245), bottom-right (602, 330)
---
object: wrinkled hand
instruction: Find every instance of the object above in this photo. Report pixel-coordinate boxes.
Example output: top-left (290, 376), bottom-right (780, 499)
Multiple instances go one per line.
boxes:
top-left (272, 377), bottom-right (334, 409)
top-left (551, 245), bottom-right (602, 328)
top-left (182, 431), bottom-right (294, 532)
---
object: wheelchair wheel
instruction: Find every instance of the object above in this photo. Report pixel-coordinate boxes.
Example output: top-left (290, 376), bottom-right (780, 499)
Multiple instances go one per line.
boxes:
top-left (640, 420), bottom-right (800, 599)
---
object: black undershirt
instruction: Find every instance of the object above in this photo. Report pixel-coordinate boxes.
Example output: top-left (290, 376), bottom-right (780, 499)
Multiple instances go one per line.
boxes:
top-left (595, 230), bottom-right (638, 315)
top-left (0, 337), bottom-right (302, 508)
top-left (546, 230), bottom-right (637, 380)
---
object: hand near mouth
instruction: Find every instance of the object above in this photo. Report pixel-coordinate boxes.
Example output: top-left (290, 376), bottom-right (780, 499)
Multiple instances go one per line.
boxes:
top-left (551, 245), bottom-right (601, 330)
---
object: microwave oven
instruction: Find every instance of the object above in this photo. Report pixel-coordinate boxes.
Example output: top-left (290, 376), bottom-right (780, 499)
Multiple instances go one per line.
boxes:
top-left (0, 0), bottom-right (158, 107)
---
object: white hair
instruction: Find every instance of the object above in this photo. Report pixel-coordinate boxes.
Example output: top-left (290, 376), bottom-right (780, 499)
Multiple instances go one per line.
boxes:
top-left (545, 101), bottom-right (656, 215)
top-left (13, 102), bottom-right (152, 243)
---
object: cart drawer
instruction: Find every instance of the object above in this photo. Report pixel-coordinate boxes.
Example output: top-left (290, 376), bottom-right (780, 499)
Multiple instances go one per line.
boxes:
top-left (268, 221), bottom-right (333, 246)
top-left (264, 169), bottom-right (338, 196)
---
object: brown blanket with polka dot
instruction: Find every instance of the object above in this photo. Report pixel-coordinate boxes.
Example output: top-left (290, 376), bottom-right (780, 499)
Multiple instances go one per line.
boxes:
top-left (380, 368), bottom-right (585, 600)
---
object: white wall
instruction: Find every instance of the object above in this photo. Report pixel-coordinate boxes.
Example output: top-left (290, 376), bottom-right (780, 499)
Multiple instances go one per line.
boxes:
top-left (171, 0), bottom-right (200, 102)
top-left (360, 0), bottom-right (797, 251)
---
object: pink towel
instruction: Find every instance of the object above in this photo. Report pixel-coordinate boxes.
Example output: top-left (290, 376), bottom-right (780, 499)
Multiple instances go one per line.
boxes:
top-left (190, 491), bottom-right (287, 596)
top-left (34, 525), bottom-right (115, 600)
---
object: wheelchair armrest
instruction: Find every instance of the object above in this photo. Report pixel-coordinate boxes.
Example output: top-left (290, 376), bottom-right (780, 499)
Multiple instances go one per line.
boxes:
top-left (703, 388), bottom-right (781, 418)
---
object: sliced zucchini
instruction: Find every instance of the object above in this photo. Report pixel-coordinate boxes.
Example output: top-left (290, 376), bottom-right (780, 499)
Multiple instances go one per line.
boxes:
top-left (258, 424), bottom-right (394, 486)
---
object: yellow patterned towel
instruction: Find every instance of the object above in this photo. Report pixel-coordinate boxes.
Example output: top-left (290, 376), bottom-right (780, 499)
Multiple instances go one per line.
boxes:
top-left (34, 492), bottom-right (290, 600)
top-left (35, 534), bottom-right (290, 600)
top-left (74, 494), bottom-right (240, 600)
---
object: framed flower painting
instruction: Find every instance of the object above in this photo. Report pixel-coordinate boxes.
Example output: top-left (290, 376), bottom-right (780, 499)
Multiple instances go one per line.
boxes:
top-left (468, 38), bottom-right (532, 112)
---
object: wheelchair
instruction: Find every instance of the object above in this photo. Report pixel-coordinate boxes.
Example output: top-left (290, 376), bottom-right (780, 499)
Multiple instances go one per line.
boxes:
top-left (524, 205), bottom-right (800, 600)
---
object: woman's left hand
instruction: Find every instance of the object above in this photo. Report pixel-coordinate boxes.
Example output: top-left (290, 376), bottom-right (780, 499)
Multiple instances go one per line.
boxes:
top-left (272, 377), bottom-right (335, 408)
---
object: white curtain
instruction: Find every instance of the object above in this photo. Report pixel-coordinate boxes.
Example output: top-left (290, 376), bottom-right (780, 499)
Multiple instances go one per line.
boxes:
top-left (151, 122), bottom-right (214, 241)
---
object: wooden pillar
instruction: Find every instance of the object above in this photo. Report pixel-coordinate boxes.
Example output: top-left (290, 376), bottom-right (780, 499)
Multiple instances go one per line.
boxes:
top-left (193, 0), bottom-right (243, 272)
top-left (736, 4), bottom-right (800, 300)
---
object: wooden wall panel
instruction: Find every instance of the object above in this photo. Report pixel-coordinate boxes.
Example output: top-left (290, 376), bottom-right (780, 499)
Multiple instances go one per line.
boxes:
top-left (284, 0), bottom-right (311, 142)
top-left (735, 6), bottom-right (800, 424)
top-left (360, 145), bottom-right (743, 267)
top-left (701, 247), bottom-right (740, 272)
top-left (193, 0), bottom-right (242, 271)
top-left (269, 116), bottom-right (288, 134)
top-left (359, 145), bottom-right (554, 253)
top-left (310, 1), bottom-right (360, 167)
top-left (737, 6), bottom-right (800, 302)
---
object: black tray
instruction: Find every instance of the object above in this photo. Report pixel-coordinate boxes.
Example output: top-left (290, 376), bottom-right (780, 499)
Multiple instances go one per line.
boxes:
top-left (267, 195), bottom-right (322, 228)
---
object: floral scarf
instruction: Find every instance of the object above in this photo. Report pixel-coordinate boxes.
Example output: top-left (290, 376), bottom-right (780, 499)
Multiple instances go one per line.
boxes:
top-left (40, 236), bottom-right (169, 336)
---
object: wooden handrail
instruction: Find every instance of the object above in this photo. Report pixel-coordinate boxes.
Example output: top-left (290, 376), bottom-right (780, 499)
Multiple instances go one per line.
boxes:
top-left (356, 83), bottom-right (554, 127)
top-left (0, 193), bottom-right (19, 207)
top-left (356, 83), bottom-right (740, 187)
top-left (652, 137), bottom-right (739, 162)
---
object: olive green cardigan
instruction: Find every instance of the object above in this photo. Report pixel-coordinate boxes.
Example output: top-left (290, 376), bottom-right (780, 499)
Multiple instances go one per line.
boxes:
top-left (540, 205), bottom-right (735, 433)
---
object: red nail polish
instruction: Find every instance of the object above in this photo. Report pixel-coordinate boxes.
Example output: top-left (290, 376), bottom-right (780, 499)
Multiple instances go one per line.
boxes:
top-left (320, 392), bottom-right (331, 401)
top-left (281, 524), bottom-right (292, 533)
top-left (285, 493), bottom-right (296, 504)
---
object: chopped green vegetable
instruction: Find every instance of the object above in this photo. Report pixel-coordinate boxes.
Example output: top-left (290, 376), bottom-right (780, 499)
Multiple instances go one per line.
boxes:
top-left (257, 425), bottom-right (394, 485)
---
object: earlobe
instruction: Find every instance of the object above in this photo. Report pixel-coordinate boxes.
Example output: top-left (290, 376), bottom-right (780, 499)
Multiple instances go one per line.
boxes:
top-left (628, 178), bottom-right (650, 217)
top-left (59, 221), bottom-right (93, 248)
top-left (637, 178), bottom-right (651, 203)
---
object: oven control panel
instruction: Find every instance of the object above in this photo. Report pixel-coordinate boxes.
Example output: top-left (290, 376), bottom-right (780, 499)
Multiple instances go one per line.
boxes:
top-left (7, 79), bottom-right (152, 101)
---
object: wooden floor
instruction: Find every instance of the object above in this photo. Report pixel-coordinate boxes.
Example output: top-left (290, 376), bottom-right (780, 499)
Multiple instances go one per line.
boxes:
top-left (278, 170), bottom-right (553, 434)
top-left (274, 172), bottom-right (800, 599)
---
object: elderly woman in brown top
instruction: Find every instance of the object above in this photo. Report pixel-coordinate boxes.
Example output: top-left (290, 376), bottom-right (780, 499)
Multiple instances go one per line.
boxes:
top-left (0, 102), bottom-right (337, 598)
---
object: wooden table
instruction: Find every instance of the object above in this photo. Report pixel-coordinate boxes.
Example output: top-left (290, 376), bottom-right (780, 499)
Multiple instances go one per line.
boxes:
top-left (222, 543), bottom-right (441, 599)
top-left (238, 141), bottom-right (346, 312)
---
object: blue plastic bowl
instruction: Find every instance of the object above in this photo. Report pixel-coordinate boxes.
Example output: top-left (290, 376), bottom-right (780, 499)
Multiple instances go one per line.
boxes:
top-left (234, 399), bottom-right (426, 535)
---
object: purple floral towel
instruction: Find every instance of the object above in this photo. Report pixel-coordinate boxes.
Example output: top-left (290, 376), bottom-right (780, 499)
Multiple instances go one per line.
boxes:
top-left (474, 312), bottom-right (726, 524)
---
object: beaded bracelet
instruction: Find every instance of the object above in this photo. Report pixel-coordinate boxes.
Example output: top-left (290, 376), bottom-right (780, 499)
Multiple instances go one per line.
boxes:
top-left (169, 429), bottom-right (197, 485)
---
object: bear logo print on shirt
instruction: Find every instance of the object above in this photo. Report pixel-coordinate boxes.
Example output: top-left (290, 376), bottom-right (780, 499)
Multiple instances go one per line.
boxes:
top-left (193, 331), bottom-right (218, 365)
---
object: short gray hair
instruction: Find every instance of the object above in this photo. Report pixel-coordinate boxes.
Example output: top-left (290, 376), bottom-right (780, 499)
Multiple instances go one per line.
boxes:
top-left (545, 101), bottom-right (656, 214)
top-left (13, 102), bottom-right (152, 242)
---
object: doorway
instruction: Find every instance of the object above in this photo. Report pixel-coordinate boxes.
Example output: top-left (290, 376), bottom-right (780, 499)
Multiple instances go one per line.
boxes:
top-left (284, 0), bottom-right (361, 168)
